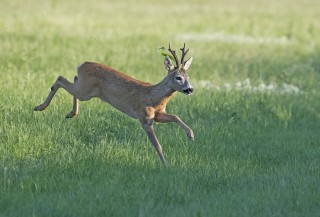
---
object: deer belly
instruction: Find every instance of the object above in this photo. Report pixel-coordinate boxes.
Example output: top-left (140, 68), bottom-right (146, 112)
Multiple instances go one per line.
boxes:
top-left (99, 94), bottom-right (139, 119)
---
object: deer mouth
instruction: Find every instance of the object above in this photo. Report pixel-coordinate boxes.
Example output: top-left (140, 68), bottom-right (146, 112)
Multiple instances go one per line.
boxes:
top-left (183, 87), bottom-right (194, 95)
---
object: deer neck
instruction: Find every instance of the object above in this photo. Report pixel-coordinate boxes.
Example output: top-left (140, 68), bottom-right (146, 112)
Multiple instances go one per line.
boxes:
top-left (149, 76), bottom-right (176, 107)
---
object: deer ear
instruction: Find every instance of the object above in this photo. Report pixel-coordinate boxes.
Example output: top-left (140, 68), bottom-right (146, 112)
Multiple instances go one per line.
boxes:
top-left (183, 57), bottom-right (193, 70)
top-left (164, 55), bottom-right (175, 71)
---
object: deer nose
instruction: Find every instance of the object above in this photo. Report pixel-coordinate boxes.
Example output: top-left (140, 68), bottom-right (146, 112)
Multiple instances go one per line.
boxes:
top-left (183, 87), bottom-right (194, 95)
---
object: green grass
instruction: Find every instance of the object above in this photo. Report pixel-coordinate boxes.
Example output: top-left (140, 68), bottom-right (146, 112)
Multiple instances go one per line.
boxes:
top-left (1, 0), bottom-right (320, 216)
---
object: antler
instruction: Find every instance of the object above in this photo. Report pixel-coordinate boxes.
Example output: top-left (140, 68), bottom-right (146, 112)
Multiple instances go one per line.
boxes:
top-left (180, 43), bottom-right (189, 65)
top-left (168, 43), bottom-right (180, 69)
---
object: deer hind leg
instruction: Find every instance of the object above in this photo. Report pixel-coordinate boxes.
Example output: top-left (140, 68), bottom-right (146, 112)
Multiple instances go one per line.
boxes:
top-left (155, 112), bottom-right (194, 141)
top-left (34, 75), bottom-right (78, 112)
top-left (65, 96), bottom-right (79, 118)
top-left (65, 76), bottom-right (79, 118)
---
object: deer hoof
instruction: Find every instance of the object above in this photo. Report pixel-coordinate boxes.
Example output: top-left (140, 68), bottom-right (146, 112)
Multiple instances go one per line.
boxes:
top-left (34, 104), bottom-right (46, 111)
top-left (187, 130), bottom-right (195, 141)
top-left (161, 157), bottom-right (167, 165)
top-left (65, 112), bottom-right (77, 119)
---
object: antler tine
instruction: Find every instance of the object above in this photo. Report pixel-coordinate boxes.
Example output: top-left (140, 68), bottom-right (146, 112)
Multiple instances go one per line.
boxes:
top-left (168, 43), bottom-right (180, 68)
top-left (180, 43), bottom-right (189, 65)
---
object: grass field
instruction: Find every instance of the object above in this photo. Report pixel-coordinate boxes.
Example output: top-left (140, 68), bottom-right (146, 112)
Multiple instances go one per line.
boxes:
top-left (1, 0), bottom-right (320, 216)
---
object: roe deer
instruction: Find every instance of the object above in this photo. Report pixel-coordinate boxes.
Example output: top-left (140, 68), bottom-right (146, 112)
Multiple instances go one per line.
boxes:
top-left (34, 43), bottom-right (194, 163)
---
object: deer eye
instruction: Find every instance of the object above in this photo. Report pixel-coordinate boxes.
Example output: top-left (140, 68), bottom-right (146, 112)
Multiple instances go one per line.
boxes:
top-left (176, 77), bottom-right (182, 81)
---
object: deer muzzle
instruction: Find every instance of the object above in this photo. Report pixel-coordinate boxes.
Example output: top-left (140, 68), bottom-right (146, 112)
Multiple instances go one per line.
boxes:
top-left (183, 87), bottom-right (194, 95)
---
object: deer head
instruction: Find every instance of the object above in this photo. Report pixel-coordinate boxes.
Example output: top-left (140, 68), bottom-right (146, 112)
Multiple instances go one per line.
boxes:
top-left (164, 43), bottom-right (194, 95)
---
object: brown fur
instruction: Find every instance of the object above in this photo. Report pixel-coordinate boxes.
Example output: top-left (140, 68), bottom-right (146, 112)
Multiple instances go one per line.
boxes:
top-left (34, 45), bottom-right (194, 163)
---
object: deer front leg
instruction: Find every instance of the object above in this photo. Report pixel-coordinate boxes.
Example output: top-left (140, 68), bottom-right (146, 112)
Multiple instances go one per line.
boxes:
top-left (140, 118), bottom-right (167, 164)
top-left (155, 113), bottom-right (194, 141)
